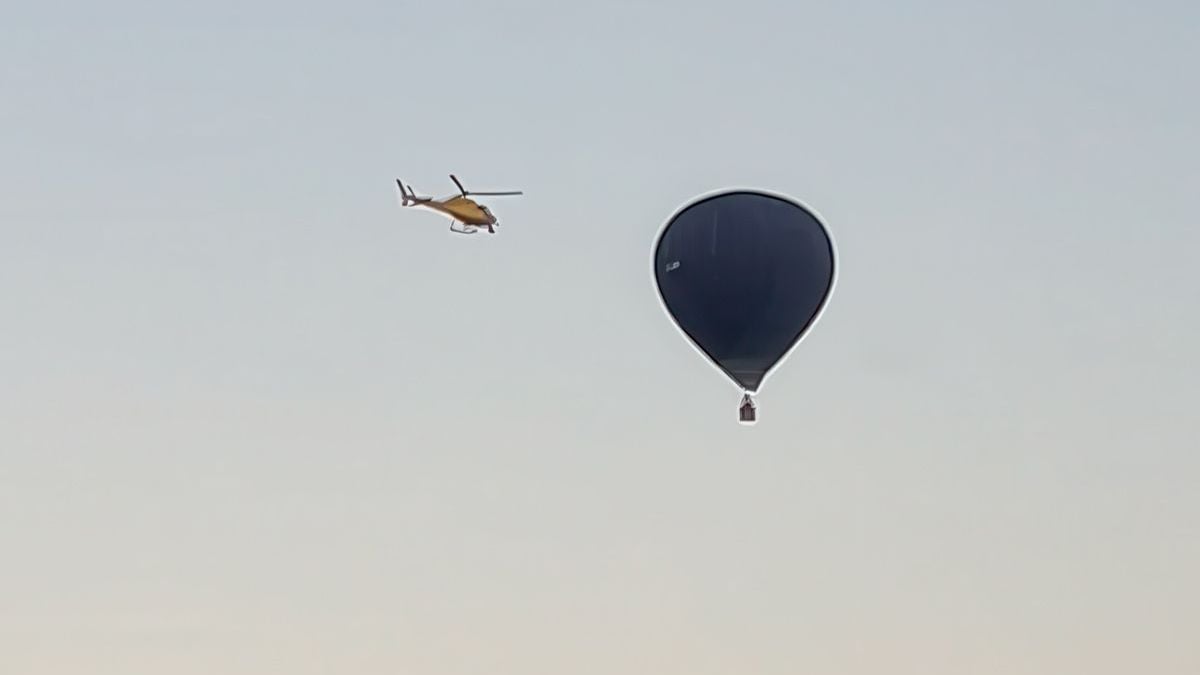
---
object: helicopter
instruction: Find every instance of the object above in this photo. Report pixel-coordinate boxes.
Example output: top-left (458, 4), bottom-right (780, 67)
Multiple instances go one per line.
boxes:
top-left (395, 174), bottom-right (523, 234)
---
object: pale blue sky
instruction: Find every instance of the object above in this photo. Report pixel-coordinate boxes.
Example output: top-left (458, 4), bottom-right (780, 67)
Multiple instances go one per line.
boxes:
top-left (3, 2), bottom-right (1198, 673)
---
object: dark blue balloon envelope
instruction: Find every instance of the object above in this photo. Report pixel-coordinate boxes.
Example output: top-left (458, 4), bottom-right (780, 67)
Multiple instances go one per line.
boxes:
top-left (652, 190), bottom-right (836, 420)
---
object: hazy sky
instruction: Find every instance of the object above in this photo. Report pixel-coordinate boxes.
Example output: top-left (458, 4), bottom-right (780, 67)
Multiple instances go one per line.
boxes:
top-left (3, 2), bottom-right (1198, 674)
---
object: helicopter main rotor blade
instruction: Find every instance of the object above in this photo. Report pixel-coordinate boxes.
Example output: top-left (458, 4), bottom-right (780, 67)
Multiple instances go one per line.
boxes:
top-left (465, 190), bottom-right (523, 196)
top-left (449, 174), bottom-right (467, 196)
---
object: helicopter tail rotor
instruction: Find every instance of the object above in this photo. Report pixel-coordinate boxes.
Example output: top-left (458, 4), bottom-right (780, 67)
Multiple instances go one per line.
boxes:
top-left (396, 179), bottom-right (432, 206)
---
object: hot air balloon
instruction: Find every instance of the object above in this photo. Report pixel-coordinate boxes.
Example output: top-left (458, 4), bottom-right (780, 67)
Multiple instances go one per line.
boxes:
top-left (652, 189), bottom-right (837, 423)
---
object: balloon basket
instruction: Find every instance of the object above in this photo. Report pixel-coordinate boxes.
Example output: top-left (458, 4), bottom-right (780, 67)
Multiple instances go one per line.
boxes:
top-left (738, 393), bottom-right (757, 425)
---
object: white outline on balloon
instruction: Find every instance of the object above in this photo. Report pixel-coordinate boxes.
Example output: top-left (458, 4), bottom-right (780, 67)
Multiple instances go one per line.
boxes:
top-left (649, 186), bottom-right (840, 403)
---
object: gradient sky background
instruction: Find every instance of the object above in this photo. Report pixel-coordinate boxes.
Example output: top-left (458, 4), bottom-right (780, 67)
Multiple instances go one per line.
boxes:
top-left (3, 2), bottom-right (1198, 673)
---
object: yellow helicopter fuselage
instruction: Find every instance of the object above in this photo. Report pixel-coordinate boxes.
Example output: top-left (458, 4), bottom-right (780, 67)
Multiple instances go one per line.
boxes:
top-left (419, 196), bottom-right (495, 226)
